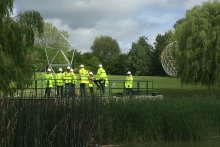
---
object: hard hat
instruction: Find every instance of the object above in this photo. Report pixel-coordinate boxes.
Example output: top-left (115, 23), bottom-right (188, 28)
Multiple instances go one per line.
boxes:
top-left (127, 71), bottom-right (131, 75)
top-left (58, 68), bottom-right (62, 72)
top-left (98, 64), bottom-right (102, 67)
top-left (89, 72), bottom-right (93, 75)
top-left (67, 66), bottom-right (70, 70)
top-left (70, 68), bottom-right (73, 72)
top-left (80, 64), bottom-right (84, 68)
top-left (47, 68), bottom-right (52, 72)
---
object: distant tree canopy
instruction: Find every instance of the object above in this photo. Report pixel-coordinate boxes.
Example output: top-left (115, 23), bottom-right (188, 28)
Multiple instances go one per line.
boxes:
top-left (152, 31), bottom-right (174, 76)
top-left (0, 0), bottom-right (44, 94)
top-left (128, 36), bottom-right (153, 75)
top-left (175, 0), bottom-right (220, 87)
top-left (34, 22), bottom-right (71, 71)
top-left (91, 35), bottom-right (121, 71)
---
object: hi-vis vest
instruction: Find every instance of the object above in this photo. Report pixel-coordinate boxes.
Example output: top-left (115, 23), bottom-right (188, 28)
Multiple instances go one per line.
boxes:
top-left (45, 73), bottom-right (54, 88)
top-left (70, 72), bottom-right (77, 84)
top-left (96, 67), bottom-right (107, 80)
top-left (56, 72), bottom-right (64, 86)
top-left (64, 72), bottom-right (72, 84)
top-left (79, 68), bottom-right (88, 84)
top-left (125, 75), bottom-right (133, 88)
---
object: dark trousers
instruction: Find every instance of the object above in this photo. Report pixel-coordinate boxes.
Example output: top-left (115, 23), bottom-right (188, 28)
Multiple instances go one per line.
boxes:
top-left (126, 88), bottom-right (132, 95)
top-left (57, 86), bottom-right (63, 98)
top-left (89, 87), bottom-right (94, 97)
top-left (80, 83), bottom-right (86, 97)
top-left (45, 87), bottom-right (51, 98)
top-left (94, 79), bottom-right (105, 96)
top-left (65, 83), bottom-right (71, 98)
top-left (71, 83), bottom-right (75, 97)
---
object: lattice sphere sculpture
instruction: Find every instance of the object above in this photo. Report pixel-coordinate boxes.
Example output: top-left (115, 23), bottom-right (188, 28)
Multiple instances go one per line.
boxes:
top-left (161, 42), bottom-right (178, 77)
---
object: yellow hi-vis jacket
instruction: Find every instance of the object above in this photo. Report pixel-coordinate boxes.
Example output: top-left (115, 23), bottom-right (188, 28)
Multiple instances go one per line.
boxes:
top-left (45, 73), bottom-right (54, 88)
top-left (64, 71), bottom-right (72, 84)
top-left (96, 67), bottom-right (107, 80)
top-left (70, 72), bottom-right (77, 84)
top-left (125, 75), bottom-right (133, 88)
top-left (79, 68), bottom-right (89, 84)
top-left (56, 72), bottom-right (64, 86)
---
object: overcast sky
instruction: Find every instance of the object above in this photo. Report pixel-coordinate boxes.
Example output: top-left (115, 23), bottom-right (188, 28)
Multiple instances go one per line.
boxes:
top-left (14, 0), bottom-right (208, 53)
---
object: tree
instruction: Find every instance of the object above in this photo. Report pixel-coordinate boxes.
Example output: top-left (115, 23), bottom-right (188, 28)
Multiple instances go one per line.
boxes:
top-left (152, 31), bottom-right (174, 76)
top-left (111, 54), bottom-right (130, 75)
top-left (34, 22), bottom-right (71, 71)
top-left (35, 22), bottom-right (70, 48)
top-left (82, 52), bottom-right (100, 72)
top-left (91, 35), bottom-right (121, 72)
top-left (175, 0), bottom-right (220, 87)
top-left (128, 36), bottom-right (153, 75)
top-left (0, 1), bottom-right (44, 95)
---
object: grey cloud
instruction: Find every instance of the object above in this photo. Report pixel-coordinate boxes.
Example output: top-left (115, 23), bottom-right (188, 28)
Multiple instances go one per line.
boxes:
top-left (14, 0), bottom-right (208, 52)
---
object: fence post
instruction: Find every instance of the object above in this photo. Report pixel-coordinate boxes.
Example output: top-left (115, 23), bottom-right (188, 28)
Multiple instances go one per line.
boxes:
top-left (109, 80), bottom-right (111, 97)
top-left (35, 80), bottom-right (37, 98)
top-left (146, 81), bottom-right (148, 95)
top-left (137, 81), bottom-right (140, 96)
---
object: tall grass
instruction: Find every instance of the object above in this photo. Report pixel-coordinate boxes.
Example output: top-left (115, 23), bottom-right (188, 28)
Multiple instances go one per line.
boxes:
top-left (1, 96), bottom-right (220, 146)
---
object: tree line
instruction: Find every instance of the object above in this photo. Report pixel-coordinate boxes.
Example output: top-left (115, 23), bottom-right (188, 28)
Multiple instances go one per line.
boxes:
top-left (33, 24), bottom-right (168, 76)
top-left (1, 0), bottom-right (220, 95)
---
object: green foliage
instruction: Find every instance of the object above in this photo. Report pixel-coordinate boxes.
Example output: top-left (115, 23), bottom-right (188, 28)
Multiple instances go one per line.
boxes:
top-left (0, 1), bottom-right (44, 95)
top-left (35, 22), bottom-right (70, 48)
top-left (0, 0), bottom-right (13, 19)
top-left (18, 10), bottom-right (44, 34)
top-left (1, 97), bottom-right (220, 146)
top-left (82, 52), bottom-right (100, 72)
top-left (91, 35), bottom-right (121, 71)
top-left (152, 31), bottom-right (174, 76)
top-left (28, 45), bottom-right (47, 71)
top-left (128, 36), bottom-right (153, 75)
top-left (33, 22), bottom-right (73, 71)
top-left (111, 54), bottom-right (130, 75)
top-left (175, 1), bottom-right (220, 87)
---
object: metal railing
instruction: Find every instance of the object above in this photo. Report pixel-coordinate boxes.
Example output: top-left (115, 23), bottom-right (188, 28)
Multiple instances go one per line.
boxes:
top-left (1, 79), bottom-right (154, 98)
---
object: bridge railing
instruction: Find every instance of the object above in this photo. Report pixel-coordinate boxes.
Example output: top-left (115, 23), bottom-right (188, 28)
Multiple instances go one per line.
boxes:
top-left (0, 79), bottom-right (154, 98)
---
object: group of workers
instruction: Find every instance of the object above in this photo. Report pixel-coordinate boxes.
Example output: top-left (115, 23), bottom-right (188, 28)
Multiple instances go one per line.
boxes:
top-left (44, 64), bottom-right (133, 98)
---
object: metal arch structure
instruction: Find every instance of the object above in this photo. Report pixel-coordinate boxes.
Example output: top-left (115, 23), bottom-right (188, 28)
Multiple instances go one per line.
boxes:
top-left (161, 41), bottom-right (178, 77)
top-left (44, 33), bottom-right (75, 73)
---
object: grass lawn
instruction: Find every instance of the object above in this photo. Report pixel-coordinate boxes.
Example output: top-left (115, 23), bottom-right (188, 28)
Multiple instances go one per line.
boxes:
top-left (34, 73), bottom-right (220, 98)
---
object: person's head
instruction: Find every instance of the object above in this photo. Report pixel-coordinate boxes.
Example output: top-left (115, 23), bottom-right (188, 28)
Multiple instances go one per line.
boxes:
top-left (47, 68), bottom-right (52, 73)
top-left (127, 71), bottom-right (131, 75)
top-left (58, 67), bottom-right (62, 72)
top-left (89, 72), bottom-right (93, 76)
top-left (80, 64), bottom-right (84, 68)
top-left (98, 64), bottom-right (102, 68)
top-left (67, 66), bottom-right (70, 71)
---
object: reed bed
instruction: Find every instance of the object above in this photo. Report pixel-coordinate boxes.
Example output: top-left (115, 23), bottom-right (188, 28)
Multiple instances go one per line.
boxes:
top-left (0, 96), bottom-right (220, 146)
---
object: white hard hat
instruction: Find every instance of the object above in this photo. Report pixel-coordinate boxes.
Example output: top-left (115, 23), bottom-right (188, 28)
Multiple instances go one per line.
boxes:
top-left (89, 72), bottom-right (93, 75)
top-left (67, 66), bottom-right (70, 70)
top-left (127, 71), bottom-right (131, 75)
top-left (70, 68), bottom-right (73, 72)
top-left (47, 68), bottom-right (52, 72)
top-left (80, 64), bottom-right (84, 68)
top-left (98, 64), bottom-right (102, 67)
top-left (58, 68), bottom-right (62, 72)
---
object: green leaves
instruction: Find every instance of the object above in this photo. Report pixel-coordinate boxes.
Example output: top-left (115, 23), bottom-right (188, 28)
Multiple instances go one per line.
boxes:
top-left (0, 1), bottom-right (44, 95)
top-left (91, 35), bottom-right (121, 63)
top-left (91, 35), bottom-right (121, 72)
top-left (128, 36), bottom-right (153, 75)
top-left (175, 1), bottom-right (220, 87)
